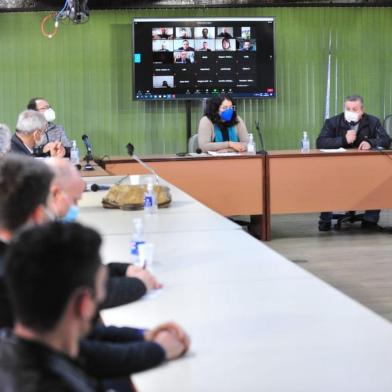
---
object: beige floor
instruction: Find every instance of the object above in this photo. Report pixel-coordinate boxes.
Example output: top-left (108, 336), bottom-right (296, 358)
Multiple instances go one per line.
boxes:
top-left (267, 211), bottom-right (392, 322)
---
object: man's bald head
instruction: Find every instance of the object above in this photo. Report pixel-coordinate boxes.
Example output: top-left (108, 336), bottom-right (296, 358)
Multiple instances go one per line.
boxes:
top-left (45, 158), bottom-right (85, 218)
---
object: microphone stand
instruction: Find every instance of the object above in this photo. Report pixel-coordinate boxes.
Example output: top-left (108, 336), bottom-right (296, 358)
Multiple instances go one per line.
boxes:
top-left (83, 152), bottom-right (94, 171)
top-left (126, 143), bottom-right (159, 185)
top-left (255, 121), bottom-right (267, 155)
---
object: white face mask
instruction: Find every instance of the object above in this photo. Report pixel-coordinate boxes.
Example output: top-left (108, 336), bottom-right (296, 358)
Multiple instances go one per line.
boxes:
top-left (43, 108), bottom-right (56, 123)
top-left (344, 110), bottom-right (360, 123)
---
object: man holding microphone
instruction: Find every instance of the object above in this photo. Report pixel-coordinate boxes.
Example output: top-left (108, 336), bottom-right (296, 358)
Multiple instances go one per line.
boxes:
top-left (316, 95), bottom-right (391, 231)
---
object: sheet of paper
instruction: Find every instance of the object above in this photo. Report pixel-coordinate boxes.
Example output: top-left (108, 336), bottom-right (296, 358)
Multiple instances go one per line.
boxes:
top-left (319, 148), bottom-right (347, 153)
top-left (207, 151), bottom-right (240, 156)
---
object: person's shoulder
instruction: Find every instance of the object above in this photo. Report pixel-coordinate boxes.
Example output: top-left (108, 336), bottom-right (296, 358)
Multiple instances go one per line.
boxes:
top-left (198, 116), bottom-right (213, 129)
top-left (364, 113), bottom-right (381, 124)
top-left (236, 115), bottom-right (246, 126)
top-left (324, 113), bottom-right (344, 125)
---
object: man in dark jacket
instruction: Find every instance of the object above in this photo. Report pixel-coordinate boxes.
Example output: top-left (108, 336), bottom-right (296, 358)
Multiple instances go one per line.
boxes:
top-left (10, 110), bottom-right (65, 158)
top-left (316, 95), bottom-right (391, 231)
top-left (0, 221), bottom-right (106, 391)
top-left (0, 155), bottom-right (190, 389)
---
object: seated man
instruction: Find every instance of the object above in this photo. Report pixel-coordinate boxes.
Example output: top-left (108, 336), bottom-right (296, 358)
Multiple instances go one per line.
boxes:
top-left (27, 97), bottom-right (71, 148)
top-left (0, 123), bottom-right (11, 157)
top-left (0, 221), bottom-right (105, 391)
top-left (45, 157), bottom-right (161, 307)
top-left (0, 155), bottom-right (190, 388)
top-left (10, 110), bottom-right (65, 158)
top-left (316, 94), bottom-right (391, 231)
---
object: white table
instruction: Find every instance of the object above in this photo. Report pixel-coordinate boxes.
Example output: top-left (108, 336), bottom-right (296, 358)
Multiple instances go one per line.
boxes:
top-left (80, 176), bottom-right (392, 392)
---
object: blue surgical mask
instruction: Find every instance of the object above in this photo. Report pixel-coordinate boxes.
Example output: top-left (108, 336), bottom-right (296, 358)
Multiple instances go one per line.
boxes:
top-left (220, 107), bottom-right (234, 122)
top-left (63, 205), bottom-right (79, 222)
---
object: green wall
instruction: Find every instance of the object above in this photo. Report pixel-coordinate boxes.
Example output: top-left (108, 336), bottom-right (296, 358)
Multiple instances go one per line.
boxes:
top-left (1, 7), bottom-right (392, 155)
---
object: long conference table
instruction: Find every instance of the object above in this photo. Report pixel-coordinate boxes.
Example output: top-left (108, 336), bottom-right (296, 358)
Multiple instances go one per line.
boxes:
top-left (97, 150), bottom-right (392, 240)
top-left (79, 175), bottom-right (392, 391)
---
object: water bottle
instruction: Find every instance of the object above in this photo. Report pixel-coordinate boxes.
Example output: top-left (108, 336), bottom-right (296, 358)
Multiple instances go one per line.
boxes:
top-left (247, 133), bottom-right (256, 154)
top-left (70, 140), bottom-right (80, 165)
top-left (300, 131), bottom-right (310, 153)
top-left (144, 181), bottom-right (157, 215)
top-left (130, 218), bottom-right (145, 264)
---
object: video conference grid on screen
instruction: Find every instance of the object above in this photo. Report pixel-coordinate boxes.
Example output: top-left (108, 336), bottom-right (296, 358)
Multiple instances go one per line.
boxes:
top-left (133, 18), bottom-right (275, 100)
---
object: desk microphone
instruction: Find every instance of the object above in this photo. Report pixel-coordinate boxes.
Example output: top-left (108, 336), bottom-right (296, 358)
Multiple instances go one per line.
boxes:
top-left (87, 183), bottom-right (111, 192)
top-left (81, 134), bottom-right (94, 171)
top-left (126, 143), bottom-right (159, 185)
top-left (82, 134), bottom-right (92, 154)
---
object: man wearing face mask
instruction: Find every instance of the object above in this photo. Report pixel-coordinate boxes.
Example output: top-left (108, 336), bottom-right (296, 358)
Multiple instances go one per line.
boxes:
top-left (27, 97), bottom-right (71, 149)
top-left (10, 110), bottom-right (65, 158)
top-left (0, 155), bottom-right (190, 390)
top-left (316, 95), bottom-right (391, 231)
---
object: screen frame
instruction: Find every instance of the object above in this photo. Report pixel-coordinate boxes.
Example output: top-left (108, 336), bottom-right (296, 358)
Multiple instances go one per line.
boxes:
top-left (132, 16), bottom-right (276, 101)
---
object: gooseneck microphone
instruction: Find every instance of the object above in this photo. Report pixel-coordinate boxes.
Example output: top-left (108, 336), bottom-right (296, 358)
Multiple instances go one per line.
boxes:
top-left (255, 121), bottom-right (266, 155)
top-left (82, 134), bottom-right (92, 154)
top-left (81, 134), bottom-right (94, 171)
top-left (126, 143), bottom-right (159, 185)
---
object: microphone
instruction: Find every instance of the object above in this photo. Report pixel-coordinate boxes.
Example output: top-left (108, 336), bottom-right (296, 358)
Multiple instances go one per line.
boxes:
top-left (195, 148), bottom-right (202, 154)
top-left (81, 134), bottom-right (94, 171)
top-left (87, 183), bottom-right (111, 192)
top-left (126, 143), bottom-right (159, 185)
top-left (82, 134), bottom-right (92, 154)
top-left (255, 121), bottom-right (266, 155)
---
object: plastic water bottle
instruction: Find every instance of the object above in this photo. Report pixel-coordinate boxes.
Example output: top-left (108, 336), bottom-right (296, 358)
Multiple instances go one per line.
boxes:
top-left (70, 140), bottom-right (80, 165)
top-left (144, 181), bottom-right (157, 215)
top-left (130, 218), bottom-right (145, 264)
top-left (300, 131), bottom-right (310, 153)
top-left (247, 133), bottom-right (256, 154)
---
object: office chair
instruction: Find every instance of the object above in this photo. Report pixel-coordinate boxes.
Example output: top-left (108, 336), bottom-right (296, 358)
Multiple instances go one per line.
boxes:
top-left (332, 211), bottom-right (365, 230)
top-left (188, 134), bottom-right (199, 153)
top-left (384, 114), bottom-right (392, 138)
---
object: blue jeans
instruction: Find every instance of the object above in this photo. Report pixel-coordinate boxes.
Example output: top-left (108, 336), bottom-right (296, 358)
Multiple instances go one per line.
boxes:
top-left (319, 210), bottom-right (380, 224)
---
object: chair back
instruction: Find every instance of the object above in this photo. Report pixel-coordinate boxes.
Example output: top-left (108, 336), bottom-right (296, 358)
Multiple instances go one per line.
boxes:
top-left (384, 115), bottom-right (392, 138)
top-left (188, 134), bottom-right (199, 153)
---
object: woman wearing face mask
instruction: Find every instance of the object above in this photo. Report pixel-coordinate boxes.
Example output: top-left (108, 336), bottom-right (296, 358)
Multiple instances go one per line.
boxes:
top-left (198, 95), bottom-right (248, 153)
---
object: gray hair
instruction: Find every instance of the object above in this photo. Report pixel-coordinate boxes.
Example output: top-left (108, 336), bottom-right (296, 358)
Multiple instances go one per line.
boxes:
top-left (16, 110), bottom-right (47, 135)
top-left (0, 124), bottom-right (11, 157)
top-left (344, 95), bottom-right (364, 108)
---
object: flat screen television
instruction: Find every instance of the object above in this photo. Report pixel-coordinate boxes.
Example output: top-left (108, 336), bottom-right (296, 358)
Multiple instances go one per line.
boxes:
top-left (132, 17), bottom-right (275, 100)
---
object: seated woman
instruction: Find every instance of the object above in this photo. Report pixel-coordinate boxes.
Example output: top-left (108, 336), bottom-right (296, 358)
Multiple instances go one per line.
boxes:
top-left (198, 95), bottom-right (248, 152)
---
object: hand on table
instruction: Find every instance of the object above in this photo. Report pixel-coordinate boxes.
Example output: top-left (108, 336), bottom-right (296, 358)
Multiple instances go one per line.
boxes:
top-left (144, 321), bottom-right (191, 359)
top-left (358, 141), bottom-right (371, 150)
top-left (228, 141), bottom-right (247, 152)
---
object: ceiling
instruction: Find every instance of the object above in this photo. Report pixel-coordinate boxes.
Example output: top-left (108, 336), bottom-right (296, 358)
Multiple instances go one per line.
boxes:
top-left (1, 0), bottom-right (392, 11)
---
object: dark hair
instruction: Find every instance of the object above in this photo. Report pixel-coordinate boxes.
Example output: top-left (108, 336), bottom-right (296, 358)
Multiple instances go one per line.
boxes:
top-left (0, 154), bottom-right (54, 231)
top-left (204, 94), bottom-right (238, 129)
top-left (5, 221), bottom-right (102, 332)
top-left (27, 97), bottom-right (44, 111)
top-left (222, 38), bottom-right (231, 48)
top-left (344, 94), bottom-right (364, 107)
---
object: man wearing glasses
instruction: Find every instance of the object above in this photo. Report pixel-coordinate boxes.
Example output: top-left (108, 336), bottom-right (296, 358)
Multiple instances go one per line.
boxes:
top-left (27, 97), bottom-right (71, 150)
top-left (10, 110), bottom-right (65, 158)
